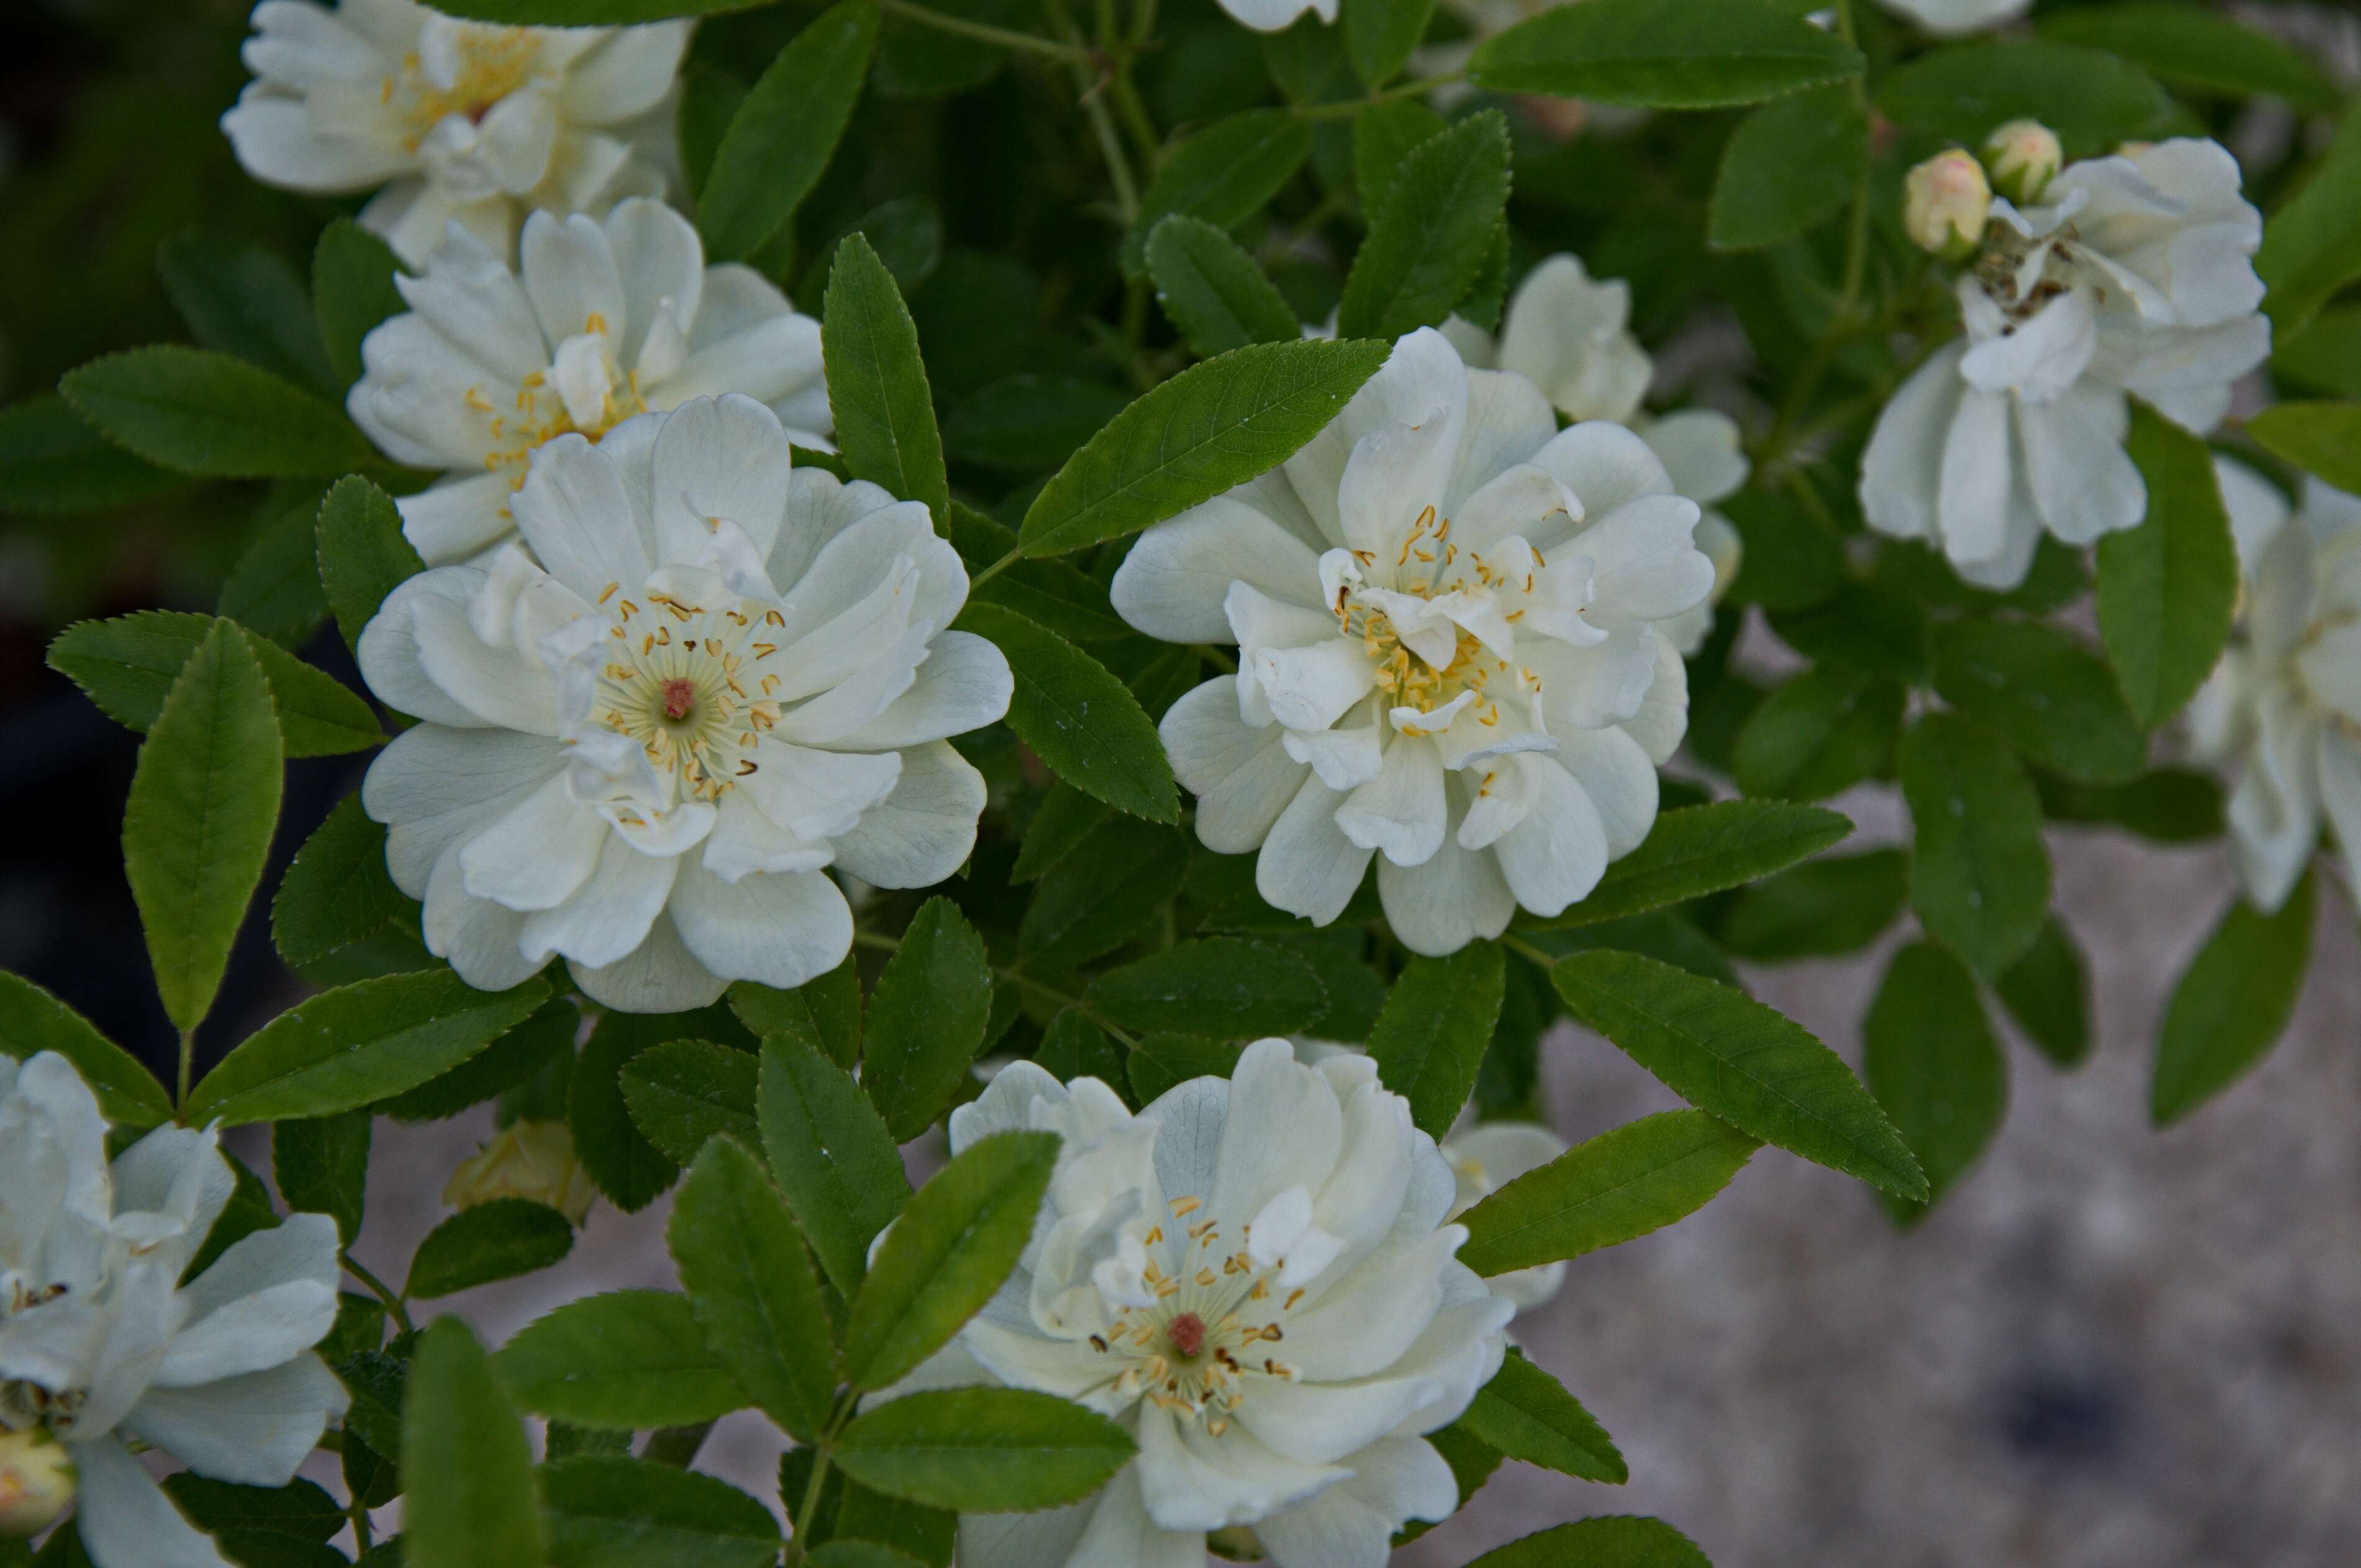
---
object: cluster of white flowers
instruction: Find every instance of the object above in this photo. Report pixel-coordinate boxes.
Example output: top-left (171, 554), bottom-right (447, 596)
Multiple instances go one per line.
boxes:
top-left (0, 1054), bottom-right (347, 1566)
top-left (1863, 137), bottom-right (2269, 590)
top-left (357, 395), bottom-right (1012, 1011)
top-left (225, 0), bottom-right (689, 265)
top-left (352, 198), bottom-right (832, 565)
top-left (895, 1039), bottom-right (1514, 1568)
top-left (1115, 326), bottom-right (1714, 955)
top-left (2191, 467), bottom-right (2361, 913)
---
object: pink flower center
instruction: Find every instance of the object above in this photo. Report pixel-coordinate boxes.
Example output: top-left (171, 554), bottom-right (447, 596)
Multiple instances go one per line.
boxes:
top-left (660, 678), bottom-right (698, 721)
top-left (1166, 1311), bottom-right (1207, 1359)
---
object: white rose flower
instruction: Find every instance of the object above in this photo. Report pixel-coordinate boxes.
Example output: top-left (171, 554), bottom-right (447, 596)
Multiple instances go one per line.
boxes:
top-left (1112, 327), bottom-right (1712, 956)
top-left (1860, 139), bottom-right (2269, 590)
top-left (904, 1038), bottom-right (1512, 1568)
top-left (352, 199), bottom-right (830, 566)
top-left (1875, 0), bottom-right (2030, 34)
top-left (2188, 468), bottom-right (2361, 912)
top-left (222, 0), bottom-right (688, 267)
top-left (1446, 257), bottom-right (1748, 655)
top-left (0, 1054), bottom-right (347, 1568)
top-left (357, 394), bottom-right (1011, 1013)
top-left (1293, 1040), bottom-right (1571, 1317)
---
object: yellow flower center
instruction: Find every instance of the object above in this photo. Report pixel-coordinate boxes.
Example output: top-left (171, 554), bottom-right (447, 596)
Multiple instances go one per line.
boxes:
top-left (591, 583), bottom-right (786, 806)
top-left (386, 30), bottom-right (542, 150)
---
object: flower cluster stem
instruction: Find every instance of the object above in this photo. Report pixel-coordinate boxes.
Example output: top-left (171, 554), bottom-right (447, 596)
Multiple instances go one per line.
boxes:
top-left (341, 1251), bottom-right (415, 1338)
top-left (877, 0), bottom-right (1092, 61)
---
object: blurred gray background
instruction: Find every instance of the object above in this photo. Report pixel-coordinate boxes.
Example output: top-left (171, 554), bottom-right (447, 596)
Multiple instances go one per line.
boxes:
top-left (309, 800), bottom-right (2361, 1567)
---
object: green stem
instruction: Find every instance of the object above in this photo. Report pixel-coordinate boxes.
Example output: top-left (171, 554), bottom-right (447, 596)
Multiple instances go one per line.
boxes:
top-left (970, 545), bottom-right (1023, 588)
top-left (853, 929), bottom-right (1146, 1052)
top-left (341, 1251), bottom-right (414, 1338)
top-left (1293, 72), bottom-right (1464, 121)
top-left (784, 1397), bottom-right (861, 1563)
top-left (175, 1027), bottom-right (197, 1110)
top-left (1501, 935), bottom-right (1559, 971)
top-left (878, 0), bottom-right (1092, 61)
top-left (347, 1491), bottom-right (374, 1553)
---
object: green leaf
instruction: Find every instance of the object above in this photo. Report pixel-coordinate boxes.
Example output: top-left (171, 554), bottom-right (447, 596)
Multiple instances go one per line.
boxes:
top-left (1716, 849), bottom-right (1906, 962)
top-left (1899, 713), bottom-right (2051, 980)
top-left (1018, 814), bottom-right (1189, 968)
top-left (1344, 0), bottom-right (1436, 89)
top-left (1126, 1033), bottom-right (1243, 1105)
top-left (1087, 936), bottom-right (1328, 1037)
top-left (2152, 873), bottom-right (2315, 1126)
top-left (1469, 0), bottom-right (1864, 106)
top-left (841, 1130), bottom-right (1057, 1391)
top-left (406, 1200), bottom-right (576, 1298)
top-left (835, 1387), bottom-right (1136, 1513)
top-left (497, 1291), bottom-right (746, 1429)
top-left (2275, 306), bottom-right (2361, 399)
top-left (1459, 1351), bottom-right (1625, 1484)
top-left (731, 960), bottom-right (862, 1070)
top-left (1466, 1516), bottom-right (1710, 1568)
top-left (1707, 86), bottom-right (1865, 252)
top-left (541, 1457), bottom-right (782, 1568)
top-left (402, 1317), bottom-right (544, 1568)
top-left (944, 375), bottom-right (1129, 475)
top-left (949, 504), bottom-right (1126, 642)
top-left (382, 995), bottom-right (578, 1122)
top-left (759, 1032), bottom-right (911, 1295)
top-left (1520, 801), bottom-right (1853, 931)
top-left (2032, 765), bottom-right (2223, 843)
top-left (1876, 40), bottom-right (2171, 160)
top-left (1551, 952), bottom-right (1926, 1201)
top-left (0, 973), bottom-right (170, 1127)
top-left (219, 481), bottom-right (334, 648)
top-left (1995, 916), bottom-right (2091, 1070)
top-left (0, 393), bottom-right (181, 513)
top-left (62, 345), bottom-right (378, 478)
top-left (1338, 111), bottom-right (1510, 340)
top-left (162, 1475), bottom-right (345, 1541)
top-left (1767, 585), bottom-right (1929, 683)
top-left (272, 796), bottom-right (412, 969)
top-left (571, 1012), bottom-right (685, 1212)
top-left (316, 475), bottom-right (425, 657)
top-left (1368, 943), bottom-right (1506, 1137)
top-left (1457, 1109), bottom-right (1758, 1275)
top-left (669, 1138), bottom-right (836, 1442)
top-left (50, 609), bottom-right (381, 757)
top-left (273, 1111), bottom-right (371, 1246)
top-left (1722, 488), bottom-right (1843, 612)
top-left (824, 233), bottom-right (949, 520)
top-left (1862, 942), bottom-right (2006, 1219)
top-left (698, 0), bottom-right (879, 260)
top-left (1930, 618), bottom-right (2146, 785)
top-left (1354, 98), bottom-right (1448, 206)
top-left (807, 1546), bottom-right (926, 1568)
top-left (620, 1039), bottom-right (760, 1166)
top-left (2039, 2), bottom-right (2340, 112)
top-left (1020, 337), bottom-right (1389, 557)
top-left (677, 60), bottom-right (749, 203)
top-left (1145, 216), bottom-right (1302, 360)
top-left (2257, 110), bottom-right (2361, 334)
top-left (122, 619), bottom-right (283, 1034)
top-left (863, 898), bottom-right (993, 1141)
top-left (1730, 668), bottom-right (1904, 802)
top-left (1033, 1008), bottom-right (1129, 1090)
top-left (313, 219), bottom-right (408, 390)
top-left (186, 970), bottom-right (549, 1126)
top-left (2247, 401), bottom-right (2361, 494)
top-left (956, 603), bottom-right (1177, 821)
top-left (1121, 109), bottom-right (1312, 276)
top-left (158, 232), bottom-right (339, 399)
top-left (2099, 404), bottom-right (2239, 726)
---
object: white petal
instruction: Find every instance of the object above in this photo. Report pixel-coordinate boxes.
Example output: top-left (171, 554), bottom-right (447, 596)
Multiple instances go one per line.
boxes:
top-left (1936, 386), bottom-right (2016, 570)
top-left (1113, 497), bottom-right (1327, 644)
top-left (1251, 639), bottom-right (1379, 733)
top-left (1134, 1406), bottom-right (1348, 1533)
top-left (221, 88), bottom-right (410, 193)
top-left (365, 723), bottom-right (567, 895)
top-left (829, 740), bottom-right (987, 888)
top-left (561, 22), bottom-right (692, 124)
top-left (668, 860), bottom-right (852, 989)
top-left (510, 434), bottom-right (654, 603)
top-left (520, 210), bottom-right (626, 349)
top-left (1496, 254), bottom-right (1650, 424)
top-left (649, 393), bottom-right (790, 563)
top-left (829, 631), bottom-right (1012, 750)
top-left (1253, 1436), bottom-right (1460, 1568)
top-left (1860, 344), bottom-right (1967, 542)
top-left (734, 739), bottom-right (902, 844)
top-left (455, 771), bottom-right (607, 909)
top-left (423, 843), bottom-right (546, 990)
top-left (2016, 386), bottom-right (2144, 545)
top-left (1555, 724), bottom-right (1658, 859)
top-left (396, 472), bottom-right (524, 566)
top-left (1571, 493), bottom-right (1710, 622)
top-left (656, 310), bottom-right (828, 414)
top-left (1377, 801), bottom-right (1515, 957)
top-left (1528, 420), bottom-right (1676, 519)
top-left (569, 908), bottom-right (731, 1013)
top-left (1336, 737), bottom-right (1446, 867)
top-left (357, 567), bottom-right (495, 729)
top-left (1258, 775), bottom-right (1374, 924)
top-left (68, 1438), bottom-right (235, 1568)
top-left (1212, 1041), bottom-right (1345, 1225)
top-left (408, 591), bottom-right (561, 733)
top-left (1619, 628), bottom-right (1689, 766)
top-left (119, 1354), bottom-right (347, 1487)
top-left (1642, 408), bottom-right (1749, 506)
top-left (1492, 755), bottom-right (1609, 917)
top-left (519, 832), bottom-right (679, 968)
